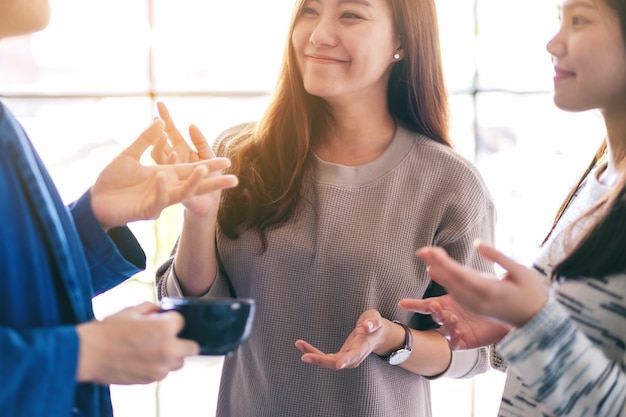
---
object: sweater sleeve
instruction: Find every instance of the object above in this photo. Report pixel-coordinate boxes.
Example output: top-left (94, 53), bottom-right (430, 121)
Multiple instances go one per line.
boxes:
top-left (155, 238), bottom-right (233, 300)
top-left (436, 173), bottom-right (495, 379)
top-left (498, 298), bottom-right (626, 416)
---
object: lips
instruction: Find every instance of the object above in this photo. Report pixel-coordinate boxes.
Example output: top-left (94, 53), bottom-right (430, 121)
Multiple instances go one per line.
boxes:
top-left (306, 53), bottom-right (346, 64)
top-left (553, 67), bottom-right (575, 81)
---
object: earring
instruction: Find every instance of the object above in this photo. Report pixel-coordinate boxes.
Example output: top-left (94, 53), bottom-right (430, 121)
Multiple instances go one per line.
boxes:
top-left (393, 53), bottom-right (400, 60)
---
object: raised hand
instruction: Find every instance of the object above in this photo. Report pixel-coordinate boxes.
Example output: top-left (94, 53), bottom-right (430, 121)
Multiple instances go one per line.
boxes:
top-left (399, 295), bottom-right (511, 350)
top-left (414, 241), bottom-right (549, 329)
top-left (90, 118), bottom-right (238, 230)
top-left (150, 101), bottom-right (224, 217)
top-left (76, 302), bottom-right (200, 385)
top-left (295, 309), bottom-right (388, 370)
top-left (151, 101), bottom-right (216, 164)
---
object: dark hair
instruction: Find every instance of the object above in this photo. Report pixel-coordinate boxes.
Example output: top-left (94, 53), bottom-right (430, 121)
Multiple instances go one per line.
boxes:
top-left (607, 0), bottom-right (626, 45)
top-left (545, 0), bottom-right (626, 279)
top-left (217, 0), bottom-right (451, 245)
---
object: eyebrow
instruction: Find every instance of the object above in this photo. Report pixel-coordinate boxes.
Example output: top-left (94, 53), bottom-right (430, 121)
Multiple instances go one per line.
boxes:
top-left (338, 0), bottom-right (373, 7)
top-left (559, 0), bottom-right (597, 12)
top-left (305, 0), bottom-right (373, 8)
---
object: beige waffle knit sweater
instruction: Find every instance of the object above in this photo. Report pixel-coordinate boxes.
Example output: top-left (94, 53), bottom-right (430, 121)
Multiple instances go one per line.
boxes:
top-left (157, 124), bottom-right (496, 417)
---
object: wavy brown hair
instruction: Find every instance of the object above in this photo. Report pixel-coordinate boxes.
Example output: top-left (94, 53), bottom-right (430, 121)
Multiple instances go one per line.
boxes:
top-left (216, 0), bottom-right (451, 247)
top-left (544, 0), bottom-right (626, 279)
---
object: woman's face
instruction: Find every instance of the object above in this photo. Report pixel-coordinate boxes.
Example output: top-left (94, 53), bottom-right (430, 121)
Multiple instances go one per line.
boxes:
top-left (547, 0), bottom-right (626, 114)
top-left (0, 0), bottom-right (51, 40)
top-left (291, 0), bottom-right (402, 105)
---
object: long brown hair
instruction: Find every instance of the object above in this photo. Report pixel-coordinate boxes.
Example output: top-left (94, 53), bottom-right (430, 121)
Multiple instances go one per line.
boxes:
top-left (217, 0), bottom-right (451, 245)
top-left (545, 0), bottom-right (626, 280)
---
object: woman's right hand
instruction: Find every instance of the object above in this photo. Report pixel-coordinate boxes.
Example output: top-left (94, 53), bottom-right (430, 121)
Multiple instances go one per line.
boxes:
top-left (150, 101), bottom-right (224, 218)
top-left (76, 302), bottom-right (199, 385)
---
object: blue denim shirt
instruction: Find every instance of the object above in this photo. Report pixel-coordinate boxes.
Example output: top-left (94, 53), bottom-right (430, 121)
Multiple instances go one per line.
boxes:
top-left (0, 101), bottom-right (146, 417)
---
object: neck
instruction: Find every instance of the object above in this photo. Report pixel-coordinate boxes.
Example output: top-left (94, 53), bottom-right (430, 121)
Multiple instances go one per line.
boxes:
top-left (599, 109), bottom-right (626, 186)
top-left (314, 96), bottom-right (397, 165)
top-left (314, 114), bottom-right (397, 166)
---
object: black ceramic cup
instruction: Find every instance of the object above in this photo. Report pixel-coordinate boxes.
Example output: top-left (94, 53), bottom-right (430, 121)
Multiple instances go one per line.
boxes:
top-left (160, 296), bottom-right (255, 356)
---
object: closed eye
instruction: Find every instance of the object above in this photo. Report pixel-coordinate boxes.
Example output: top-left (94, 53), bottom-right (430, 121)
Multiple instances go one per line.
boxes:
top-left (300, 6), bottom-right (318, 17)
top-left (341, 12), bottom-right (364, 20)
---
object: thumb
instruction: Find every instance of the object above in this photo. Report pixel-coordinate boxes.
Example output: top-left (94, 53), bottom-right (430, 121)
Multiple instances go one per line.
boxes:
top-left (122, 119), bottom-right (167, 160)
top-left (189, 124), bottom-right (216, 160)
top-left (124, 301), bottom-right (162, 316)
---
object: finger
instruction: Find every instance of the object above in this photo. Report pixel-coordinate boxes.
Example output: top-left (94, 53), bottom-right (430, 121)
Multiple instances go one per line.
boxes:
top-left (145, 171), bottom-right (171, 218)
top-left (448, 332), bottom-right (467, 350)
top-left (301, 354), bottom-right (344, 369)
top-left (142, 168), bottom-right (197, 220)
top-left (126, 301), bottom-right (161, 315)
top-left (156, 102), bottom-right (175, 132)
top-left (398, 298), bottom-right (435, 314)
top-left (123, 119), bottom-right (166, 160)
top-left (474, 239), bottom-right (523, 275)
top-left (437, 312), bottom-right (458, 336)
top-left (299, 350), bottom-right (346, 370)
top-left (151, 134), bottom-right (172, 165)
top-left (417, 247), bottom-right (470, 289)
top-left (362, 320), bottom-right (379, 333)
top-left (178, 339), bottom-right (201, 357)
top-left (202, 157), bottom-right (232, 173)
top-left (189, 124), bottom-right (216, 160)
top-left (158, 310), bottom-right (187, 332)
top-left (427, 302), bottom-right (447, 325)
top-left (161, 165), bottom-right (207, 206)
top-left (193, 175), bottom-right (239, 195)
top-left (156, 102), bottom-right (185, 145)
top-left (167, 158), bottom-right (232, 178)
top-left (295, 340), bottom-right (325, 355)
top-left (334, 351), bottom-right (364, 369)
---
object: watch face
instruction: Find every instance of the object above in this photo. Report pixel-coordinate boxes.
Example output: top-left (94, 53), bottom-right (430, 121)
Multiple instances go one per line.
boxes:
top-left (388, 348), bottom-right (411, 365)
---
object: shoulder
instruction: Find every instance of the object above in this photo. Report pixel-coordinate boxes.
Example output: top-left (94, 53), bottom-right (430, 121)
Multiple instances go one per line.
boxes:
top-left (0, 102), bottom-right (23, 146)
top-left (213, 121), bottom-right (257, 151)
top-left (398, 128), bottom-right (495, 215)
top-left (401, 127), bottom-right (487, 188)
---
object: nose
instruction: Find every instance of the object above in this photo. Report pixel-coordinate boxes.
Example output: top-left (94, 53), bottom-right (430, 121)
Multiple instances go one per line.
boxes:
top-left (309, 16), bottom-right (338, 47)
top-left (546, 30), bottom-right (565, 59)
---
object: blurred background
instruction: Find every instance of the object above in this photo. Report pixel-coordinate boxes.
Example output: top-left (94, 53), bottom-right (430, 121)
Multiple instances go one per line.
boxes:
top-left (0, 0), bottom-right (606, 416)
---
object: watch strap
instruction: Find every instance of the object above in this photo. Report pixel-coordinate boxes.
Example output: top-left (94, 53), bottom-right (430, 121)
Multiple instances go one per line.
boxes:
top-left (377, 320), bottom-right (412, 362)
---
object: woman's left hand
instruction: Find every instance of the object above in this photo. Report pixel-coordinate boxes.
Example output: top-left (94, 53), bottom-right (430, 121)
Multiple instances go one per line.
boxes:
top-left (399, 294), bottom-right (511, 350)
top-left (150, 101), bottom-right (224, 218)
top-left (295, 309), bottom-right (388, 370)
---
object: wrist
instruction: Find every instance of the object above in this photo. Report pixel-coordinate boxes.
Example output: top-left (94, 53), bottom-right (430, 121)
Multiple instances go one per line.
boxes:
top-left (514, 292), bottom-right (549, 328)
top-left (75, 321), bottom-right (100, 383)
top-left (184, 206), bottom-right (218, 223)
top-left (375, 320), bottom-right (412, 365)
top-left (373, 320), bottom-right (401, 356)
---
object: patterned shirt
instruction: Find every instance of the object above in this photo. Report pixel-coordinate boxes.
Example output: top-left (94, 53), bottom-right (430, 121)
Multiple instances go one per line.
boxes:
top-left (498, 164), bottom-right (626, 417)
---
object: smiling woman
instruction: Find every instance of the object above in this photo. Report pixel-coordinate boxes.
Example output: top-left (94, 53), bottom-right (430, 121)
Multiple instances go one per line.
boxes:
top-left (0, 0), bottom-right (607, 416)
top-left (292, 0), bottom-right (401, 107)
top-left (153, 0), bottom-right (496, 416)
